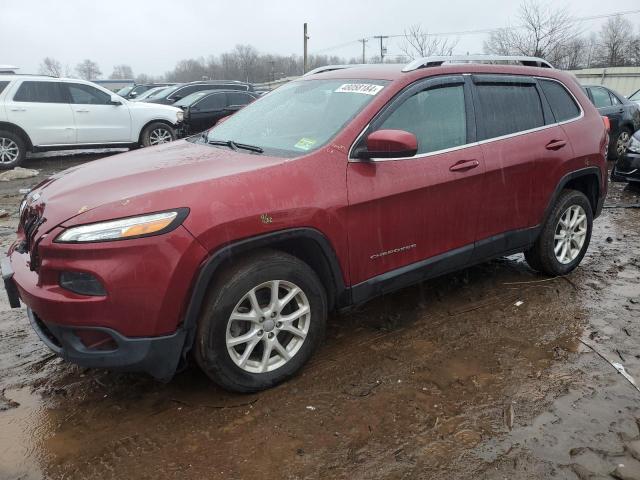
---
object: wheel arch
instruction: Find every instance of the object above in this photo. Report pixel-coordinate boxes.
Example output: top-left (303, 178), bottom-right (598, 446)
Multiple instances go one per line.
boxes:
top-left (179, 228), bottom-right (349, 358)
top-left (0, 122), bottom-right (33, 150)
top-left (543, 167), bottom-right (602, 225)
top-left (137, 119), bottom-right (177, 144)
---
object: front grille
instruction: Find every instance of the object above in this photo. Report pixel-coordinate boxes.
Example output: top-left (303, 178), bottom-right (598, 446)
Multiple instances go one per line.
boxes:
top-left (19, 208), bottom-right (46, 271)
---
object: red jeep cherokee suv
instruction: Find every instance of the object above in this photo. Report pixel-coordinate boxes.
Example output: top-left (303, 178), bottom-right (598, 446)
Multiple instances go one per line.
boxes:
top-left (2, 56), bottom-right (607, 392)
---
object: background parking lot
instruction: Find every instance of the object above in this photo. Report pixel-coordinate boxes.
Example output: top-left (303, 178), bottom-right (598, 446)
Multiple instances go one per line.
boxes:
top-left (1, 153), bottom-right (639, 480)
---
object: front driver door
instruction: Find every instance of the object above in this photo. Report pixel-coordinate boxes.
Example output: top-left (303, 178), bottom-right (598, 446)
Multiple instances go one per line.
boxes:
top-left (347, 76), bottom-right (484, 296)
top-left (65, 83), bottom-right (132, 143)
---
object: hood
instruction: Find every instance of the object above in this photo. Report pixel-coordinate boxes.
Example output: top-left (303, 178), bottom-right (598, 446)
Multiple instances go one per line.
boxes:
top-left (127, 100), bottom-right (180, 113)
top-left (27, 140), bottom-right (289, 232)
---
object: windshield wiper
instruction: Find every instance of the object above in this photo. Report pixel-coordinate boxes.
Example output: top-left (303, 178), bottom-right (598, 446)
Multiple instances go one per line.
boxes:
top-left (208, 139), bottom-right (263, 154)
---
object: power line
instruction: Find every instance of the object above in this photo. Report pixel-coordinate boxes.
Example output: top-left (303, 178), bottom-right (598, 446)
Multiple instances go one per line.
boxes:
top-left (310, 8), bottom-right (640, 55)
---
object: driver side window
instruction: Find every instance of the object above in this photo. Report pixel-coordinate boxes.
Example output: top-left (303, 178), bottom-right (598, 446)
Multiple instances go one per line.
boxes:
top-left (379, 84), bottom-right (467, 154)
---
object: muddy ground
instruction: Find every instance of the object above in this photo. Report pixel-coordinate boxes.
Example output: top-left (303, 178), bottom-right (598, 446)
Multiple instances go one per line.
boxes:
top-left (1, 151), bottom-right (639, 480)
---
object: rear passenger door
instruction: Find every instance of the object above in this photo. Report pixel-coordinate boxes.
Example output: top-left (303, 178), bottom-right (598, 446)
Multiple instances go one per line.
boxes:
top-left (5, 80), bottom-right (75, 146)
top-left (347, 76), bottom-right (485, 286)
top-left (471, 75), bottom-right (570, 247)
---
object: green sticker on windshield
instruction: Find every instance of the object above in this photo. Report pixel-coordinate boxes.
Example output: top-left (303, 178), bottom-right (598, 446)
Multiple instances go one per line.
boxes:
top-left (294, 138), bottom-right (317, 151)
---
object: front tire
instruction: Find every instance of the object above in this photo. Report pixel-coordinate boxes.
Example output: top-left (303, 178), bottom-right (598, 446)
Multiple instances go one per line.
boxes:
top-left (525, 190), bottom-right (593, 276)
top-left (0, 130), bottom-right (26, 169)
top-left (195, 250), bottom-right (327, 393)
top-left (609, 127), bottom-right (631, 160)
top-left (140, 122), bottom-right (176, 147)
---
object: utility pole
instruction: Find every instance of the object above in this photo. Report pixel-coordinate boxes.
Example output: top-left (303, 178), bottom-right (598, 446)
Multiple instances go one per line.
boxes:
top-left (373, 35), bottom-right (388, 63)
top-left (359, 38), bottom-right (368, 64)
top-left (303, 23), bottom-right (309, 74)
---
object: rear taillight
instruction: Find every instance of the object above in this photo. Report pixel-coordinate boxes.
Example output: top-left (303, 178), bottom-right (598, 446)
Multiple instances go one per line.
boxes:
top-left (602, 116), bottom-right (610, 132)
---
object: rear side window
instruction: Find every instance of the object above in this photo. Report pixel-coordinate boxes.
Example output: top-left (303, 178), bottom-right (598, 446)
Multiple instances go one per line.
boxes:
top-left (14, 81), bottom-right (66, 103)
top-left (228, 92), bottom-right (254, 106)
top-left (538, 79), bottom-right (580, 122)
top-left (198, 93), bottom-right (226, 110)
top-left (379, 84), bottom-right (467, 154)
top-left (475, 81), bottom-right (544, 139)
top-left (589, 87), bottom-right (612, 108)
top-left (0, 81), bottom-right (9, 94)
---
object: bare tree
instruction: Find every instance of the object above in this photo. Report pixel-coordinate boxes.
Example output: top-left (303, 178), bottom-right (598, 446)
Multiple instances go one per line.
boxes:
top-left (110, 64), bottom-right (134, 80)
top-left (400, 25), bottom-right (458, 59)
top-left (234, 44), bottom-right (259, 82)
top-left (484, 0), bottom-right (579, 66)
top-left (596, 15), bottom-right (634, 67)
top-left (75, 59), bottom-right (102, 80)
top-left (38, 57), bottom-right (62, 77)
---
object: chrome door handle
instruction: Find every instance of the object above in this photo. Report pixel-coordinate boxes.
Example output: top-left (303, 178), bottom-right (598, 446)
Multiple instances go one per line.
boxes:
top-left (10, 108), bottom-right (26, 112)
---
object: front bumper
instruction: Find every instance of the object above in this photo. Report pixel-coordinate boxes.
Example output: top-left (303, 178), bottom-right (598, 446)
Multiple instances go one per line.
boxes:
top-left (611, 151), bottom-right (640, 183)
top-left (2, 223), bottom-right (208, 380)
top-left (27, 307), bottom-right (186, 381)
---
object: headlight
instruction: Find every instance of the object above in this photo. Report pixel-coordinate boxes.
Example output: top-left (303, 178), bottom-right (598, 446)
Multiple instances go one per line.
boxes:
top-left (628, 134), bottom-right (640, 154)
top-left (55, 209), bottom-right (188, 243)
top-left (19, 198), bottom-right (27, 217)
top-left (176, 110), bottom-right (184, 123)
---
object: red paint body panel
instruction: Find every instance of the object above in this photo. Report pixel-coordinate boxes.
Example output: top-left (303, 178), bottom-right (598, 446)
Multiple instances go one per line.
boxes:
top-left (6, 63), bottom-right (607, 345)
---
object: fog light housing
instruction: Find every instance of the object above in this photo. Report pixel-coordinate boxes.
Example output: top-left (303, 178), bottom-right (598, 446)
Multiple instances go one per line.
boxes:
top-left (60, 271), bottom-right (106, 296)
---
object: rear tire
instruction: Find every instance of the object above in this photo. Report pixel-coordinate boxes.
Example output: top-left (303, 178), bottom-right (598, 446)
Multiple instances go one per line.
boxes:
top-left (0, 130), bottom-right (26, 169)
top-left (140, 122), bottom-right (176, 147)
top-left (525, 190), bottom-right (593, 276)
top-left (195, 250), bottom-right (327, 393)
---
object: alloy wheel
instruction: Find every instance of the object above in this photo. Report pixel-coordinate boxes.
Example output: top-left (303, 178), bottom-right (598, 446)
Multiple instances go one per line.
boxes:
top-left (226, 280), bottom-right (310, 374)
top-left (616, 131), bottom-right (630, 158)
top-left (554, 204), bottom-right (587, 264)
top-left (0, 137), bottom-right (19, 164)
top-left (149, 128), bottom-right (173, 145)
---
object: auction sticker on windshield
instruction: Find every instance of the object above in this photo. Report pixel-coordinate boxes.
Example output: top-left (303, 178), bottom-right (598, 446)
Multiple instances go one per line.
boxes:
top-left (294, 138), bottom-right (317, 151)
top-left (335, 84), bottom-right (384, 95)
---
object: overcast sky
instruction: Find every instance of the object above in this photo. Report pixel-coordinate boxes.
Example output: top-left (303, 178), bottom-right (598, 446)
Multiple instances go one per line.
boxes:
top-left (1, 0), bottom-right (639, 78)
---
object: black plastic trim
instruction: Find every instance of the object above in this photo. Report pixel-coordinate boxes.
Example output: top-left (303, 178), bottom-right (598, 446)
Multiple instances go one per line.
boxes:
top-left (350, 226), bottom-right (540, 305)
top-left (28, 308), bottom-right (185, 381)
top-left (542, 167), bottom-right (603, 222)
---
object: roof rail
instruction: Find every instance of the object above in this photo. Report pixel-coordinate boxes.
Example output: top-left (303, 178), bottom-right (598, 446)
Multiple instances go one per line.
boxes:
top-left (303, 64), bottom-right (369, 76)
top-left (402, 55), bottom-right (553, 72)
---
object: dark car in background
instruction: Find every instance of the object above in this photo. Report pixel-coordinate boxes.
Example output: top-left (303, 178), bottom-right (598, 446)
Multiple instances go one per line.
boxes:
top-left (144, 81), bottom-right (254, 105)
top-left (583, 85), bottom-right (640, 160)
top-left (117, 83), bottom-right (176, 100)
top-left (175, 89), bottom-right (258, 134)
top-left (611, 129), bottom-right (640, 184)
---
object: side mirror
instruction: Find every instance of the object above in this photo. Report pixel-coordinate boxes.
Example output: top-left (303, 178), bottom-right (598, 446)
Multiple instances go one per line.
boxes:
top-left (129, 91), bottom-right (138, 98)
top-left (355, 129), bottom-right (418, 159)
top-left (110, 95), bottom-right (122, 106)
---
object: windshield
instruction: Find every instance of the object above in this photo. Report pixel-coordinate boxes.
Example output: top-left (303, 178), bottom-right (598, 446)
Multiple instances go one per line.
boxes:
top-left (630, 89), bottom-right (640, 101)
top-left (205, 79), bottom-right (387, 156)
top-left (175, 90), bottom-right (216, 107)
top-left (153, 84), bottom-right (182, 99)
top-left (135, 86), bottom-right (166, 101)
top-left (117, 85), bottom-right (134, 96)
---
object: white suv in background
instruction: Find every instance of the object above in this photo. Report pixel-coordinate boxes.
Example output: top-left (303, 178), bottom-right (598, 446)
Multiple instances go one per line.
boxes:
top-left (0, 75), bottom-right (184, 168)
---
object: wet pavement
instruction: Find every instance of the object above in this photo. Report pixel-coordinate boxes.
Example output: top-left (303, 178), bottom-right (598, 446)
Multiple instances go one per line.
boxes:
top-left (1, 151), bottom-right (639, 479)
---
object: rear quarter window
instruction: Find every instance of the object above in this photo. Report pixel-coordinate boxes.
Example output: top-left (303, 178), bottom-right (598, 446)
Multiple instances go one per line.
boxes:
top-left (538, 79), bottom-right (581, 122)
top-left (0, 81), bottom-right (9, 95)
